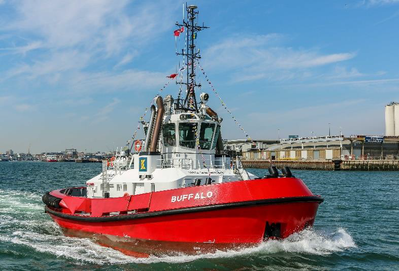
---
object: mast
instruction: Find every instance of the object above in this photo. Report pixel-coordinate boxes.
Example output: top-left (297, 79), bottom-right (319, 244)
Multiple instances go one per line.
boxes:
top-left (176, 5), bottom-right (208, 111)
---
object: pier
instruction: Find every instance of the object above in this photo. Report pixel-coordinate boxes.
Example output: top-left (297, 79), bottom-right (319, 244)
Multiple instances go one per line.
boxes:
top-left (242, 159), bottom-right (399, 171)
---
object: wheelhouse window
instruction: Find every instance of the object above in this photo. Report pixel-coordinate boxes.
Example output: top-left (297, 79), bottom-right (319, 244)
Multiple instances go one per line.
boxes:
top-left (199, 123), bottom-right (215, 150)
top-left (211, 124), bottom-right (220, 150)
top-left (163, 123), bottom-right (176, 147)
top-left (179, 123), bottom-right (197, 148)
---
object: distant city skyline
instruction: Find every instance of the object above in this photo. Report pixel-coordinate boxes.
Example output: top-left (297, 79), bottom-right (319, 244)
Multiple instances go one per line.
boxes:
top-left (1, 0), bottom-right (398, 153)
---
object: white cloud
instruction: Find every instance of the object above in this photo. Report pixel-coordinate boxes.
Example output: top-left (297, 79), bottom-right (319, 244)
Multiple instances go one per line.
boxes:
top-left (1, 1), bottom-right (178, 91)
top-left (327, 66), bottom-right (364, 79)
top-left (0, 41), bottom-right (43, 55)
top-left (0, 95), bottom-right (12, 105)
top-left (365, 0), bottom-right (399, 6)
top-left (6, 50), bottom-right (90, 79)
top-left (246, 99), bottom-right (368, 138)
top-left (94, 98), bottom-right (120, 123)
top-left (9, 0), bottom-right (128, 49)
top-left (63, 98), bottom-right (94, 107)
top-left (15, 103), bottom-right (35, 112)
top-left (203, 34), bottom-right (355, 83)
top-left (353, 0), bottom-right (399, 8)
top-left (6, 0), bottom-right (176, 54)
top-left (69, 70), bottom-right (167, 93)
top-left (114, 51), bottom-right (138, 69)
top-left (279, 77), bottom-right (399, 90)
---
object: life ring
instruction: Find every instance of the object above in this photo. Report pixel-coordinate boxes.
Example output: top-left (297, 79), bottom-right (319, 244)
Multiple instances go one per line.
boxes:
top-left (134, 140), bottom-right (142, 152)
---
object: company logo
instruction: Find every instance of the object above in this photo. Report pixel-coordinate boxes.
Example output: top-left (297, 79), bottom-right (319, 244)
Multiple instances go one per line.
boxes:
top-left (171, 191), bottom-right (213, 203)
top-left (139, 157), bottom-right (147, 172)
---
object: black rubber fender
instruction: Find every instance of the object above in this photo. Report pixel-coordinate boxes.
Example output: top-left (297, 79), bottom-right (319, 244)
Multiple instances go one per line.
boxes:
top-left (42, 192), bottom-right (62, 209)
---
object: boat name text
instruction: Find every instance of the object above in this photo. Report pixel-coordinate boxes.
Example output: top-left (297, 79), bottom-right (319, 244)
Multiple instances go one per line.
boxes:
top-left (171, 191), bottom-right (213, 203)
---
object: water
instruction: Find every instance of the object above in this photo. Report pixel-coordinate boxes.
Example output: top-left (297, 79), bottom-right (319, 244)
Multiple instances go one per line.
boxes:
top-left (0, 162), bottom-right (398, 270)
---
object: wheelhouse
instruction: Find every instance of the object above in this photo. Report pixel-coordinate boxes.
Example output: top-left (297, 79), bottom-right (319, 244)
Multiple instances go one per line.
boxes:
top-left (161, 117), bottom-right (220, 152)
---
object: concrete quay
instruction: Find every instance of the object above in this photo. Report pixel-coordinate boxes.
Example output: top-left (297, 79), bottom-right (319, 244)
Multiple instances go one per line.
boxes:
top-left (242, 159), bottom-right (399, 171)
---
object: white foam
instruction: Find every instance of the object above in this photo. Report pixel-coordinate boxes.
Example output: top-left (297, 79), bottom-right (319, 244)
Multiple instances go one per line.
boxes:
top-left (0, 227), bottom-right (356, 265)
top-left (0, 189), bottom-right (43, 213)
top-left (0, 189), bottom-right (41, 201)
top-left (0, 189), bottom-right (357, 264)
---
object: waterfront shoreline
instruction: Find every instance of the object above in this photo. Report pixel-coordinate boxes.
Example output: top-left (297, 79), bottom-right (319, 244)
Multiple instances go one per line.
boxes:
top-left (242, 159), bottom-right (399, 171)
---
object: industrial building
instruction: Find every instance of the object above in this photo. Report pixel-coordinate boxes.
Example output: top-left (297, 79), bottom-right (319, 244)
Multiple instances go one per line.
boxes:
top-left (225, 102), bottom-right (399, 162)
top-left (227, 135), bottom-right (399, 162)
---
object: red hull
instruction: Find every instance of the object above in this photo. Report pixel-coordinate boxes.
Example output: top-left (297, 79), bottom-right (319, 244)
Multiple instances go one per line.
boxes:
top-left (44, 177), bottom-right (323, 256)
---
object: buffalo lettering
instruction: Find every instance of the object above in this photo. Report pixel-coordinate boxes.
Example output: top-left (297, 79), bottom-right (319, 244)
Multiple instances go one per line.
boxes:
top-left (171, 191), bottom-right (213, 203)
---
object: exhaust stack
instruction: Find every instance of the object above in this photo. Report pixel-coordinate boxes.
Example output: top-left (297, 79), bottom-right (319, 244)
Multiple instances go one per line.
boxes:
top-left (150, 96), bottom-right (165, 152)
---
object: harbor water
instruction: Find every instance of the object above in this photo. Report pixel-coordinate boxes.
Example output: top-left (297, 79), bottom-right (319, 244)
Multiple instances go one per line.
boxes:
top-left (0, 162), bottom-right (398, 270)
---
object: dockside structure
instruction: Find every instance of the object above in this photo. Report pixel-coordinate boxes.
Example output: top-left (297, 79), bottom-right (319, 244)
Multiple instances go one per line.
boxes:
top-left (226, 135), bottom-right (399, 162)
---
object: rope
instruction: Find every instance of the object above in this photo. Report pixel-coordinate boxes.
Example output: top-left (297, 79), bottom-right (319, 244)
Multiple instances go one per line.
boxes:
top-left (198, 62), bottom-right (253, 142)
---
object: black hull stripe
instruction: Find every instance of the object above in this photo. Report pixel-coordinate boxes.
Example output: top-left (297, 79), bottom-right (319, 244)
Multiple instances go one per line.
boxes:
top-left (45, 196), bottom-right (323, 223)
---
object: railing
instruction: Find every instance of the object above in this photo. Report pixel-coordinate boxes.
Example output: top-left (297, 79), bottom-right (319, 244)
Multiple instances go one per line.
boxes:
top-left (157, 155), bottom-right (231, 170)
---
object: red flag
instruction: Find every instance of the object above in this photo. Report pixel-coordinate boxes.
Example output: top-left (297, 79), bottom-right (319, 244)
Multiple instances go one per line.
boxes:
top-left (167, 73), bottom-right (178, 79)
top-left (173, 27), bottom-right (184, 37)
top-left (174, 30), bottom-right (181, 37)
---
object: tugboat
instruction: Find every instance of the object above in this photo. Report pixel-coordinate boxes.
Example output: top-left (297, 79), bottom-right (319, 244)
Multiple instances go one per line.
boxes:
top-left (43, 5), bottom-right (323, 257)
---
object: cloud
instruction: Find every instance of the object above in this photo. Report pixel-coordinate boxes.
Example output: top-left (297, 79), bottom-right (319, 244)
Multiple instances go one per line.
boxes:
top-left (203, 34), bottom-right (355, 83)
top-left (326, 66), bottom-right (364, 79)
top-left (114, 51), bottom-right (138, 69)
top-left (353, 0), bottom-right (399, 8)
top-left (364, 0), bottom-right (399, 6)
top-left (279, 77), bottom-right (399, 90)
top-left (0, 41), bottom-right (43, 56)
top-left (250, 99), bottom-right (366, 122)
top-left (6, 0), bottom-right (176, 53)
top-left (94, 98), bottom-right (120, 123)
top-left (8, 0), bottom-right (129, 49)
top-left (0, 1), bottom-right (178, 91)
top-left (6, 50), bottom-right (90, 79)
top-left (69, 70), bottom-right (167, 94)
top-left (0, 95), bottom-right (12, 105)
top-left (63, 98), bottom-right (94, 107)
top-left (375, 10), bottom-right (399, 24)
top-left (15, 103), bottom-right (35, 112)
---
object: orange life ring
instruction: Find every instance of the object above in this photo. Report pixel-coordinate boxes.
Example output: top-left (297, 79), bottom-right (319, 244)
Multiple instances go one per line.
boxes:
top-left (134, 140), bottom-right (142, 152)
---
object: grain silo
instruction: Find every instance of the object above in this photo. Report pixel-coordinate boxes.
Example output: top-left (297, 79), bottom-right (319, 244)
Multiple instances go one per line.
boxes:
top-left (385, 103), bottom-right (394, 136)
top-left (385, 102), bottom-right (399, 136)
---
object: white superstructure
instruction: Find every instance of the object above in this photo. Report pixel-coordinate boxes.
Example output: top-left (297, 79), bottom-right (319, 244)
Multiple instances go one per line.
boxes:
top-left (86, 95), bottom-right (254, 199)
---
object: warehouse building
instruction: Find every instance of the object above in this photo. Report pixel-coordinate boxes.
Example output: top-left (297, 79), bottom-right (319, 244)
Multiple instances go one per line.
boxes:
top-left (225, 102), bottom-right (399, 161)
top-left (226, 135), bottom-right (399, 162)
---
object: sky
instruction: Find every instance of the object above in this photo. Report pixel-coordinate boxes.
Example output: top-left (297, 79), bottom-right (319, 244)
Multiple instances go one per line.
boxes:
top-left (1, 0), bottom-right (399, 153)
